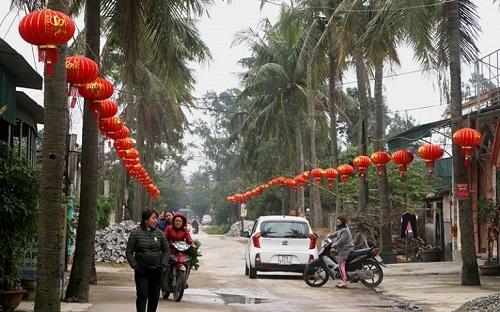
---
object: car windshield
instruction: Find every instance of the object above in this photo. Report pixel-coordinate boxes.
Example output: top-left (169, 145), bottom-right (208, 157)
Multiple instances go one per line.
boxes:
top-left (259, 221), bottom-right (309, 238)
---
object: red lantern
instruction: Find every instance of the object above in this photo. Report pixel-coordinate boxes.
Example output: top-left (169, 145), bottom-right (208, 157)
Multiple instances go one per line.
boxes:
top-left (117, 148), bottom-right (139, 160)
top-left (418, 143), bottom-right (444, 178)
top-left (337, 164), bottom-right (354, 184)
top-left (123, 157), bottom-right (140, 166)
top-left (78, 77), bottom-right (114, 119)
top-left (284, 178), bottom-right (297, 190)
top-left (452, 128), bottom-right (482, 167)
top-left (19, 9), bottom-right (75, 75)
top-left (310, 168), bottom-right (324, 184)
top-left (295, 174), bottom-right (306, 189)
top-left (370, 151), bottom-right (391, 179)
top-left (99, 100), bottom-right (118, 119)
top-left (113, 138), bottom-right (135, 150)
top-left (66, 56), bottom-right (99, 108)
top-left (107, 126), bottom-right (130, 140)
top-left (99, 116), bottom-right (123, 134)
top-left (353, 155), bottom-right (371, 180)
top-left (392, 150), bottom-right (414, 178)
top-left (301, 171), bottom-right (309, 180)
top-left (323, 168), bottom-right (338, 187)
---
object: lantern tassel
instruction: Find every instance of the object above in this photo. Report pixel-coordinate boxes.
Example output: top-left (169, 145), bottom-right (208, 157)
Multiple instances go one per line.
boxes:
top-left (428, 169), bottom-right (433, 179)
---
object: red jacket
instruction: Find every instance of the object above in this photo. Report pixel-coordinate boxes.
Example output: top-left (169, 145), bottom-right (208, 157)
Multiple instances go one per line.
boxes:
top-left (163, 212), bottom-right (193, 253)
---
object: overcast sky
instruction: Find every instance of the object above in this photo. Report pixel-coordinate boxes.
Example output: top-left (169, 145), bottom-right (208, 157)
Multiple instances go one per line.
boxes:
top-left (191, 0), bottom-right (500, 126)
top-left (2, 1), bottom-right (500, 171)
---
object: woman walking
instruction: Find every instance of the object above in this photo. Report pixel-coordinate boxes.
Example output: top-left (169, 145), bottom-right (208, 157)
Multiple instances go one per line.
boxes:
top-left (126, 209), bottom-right (169, 312)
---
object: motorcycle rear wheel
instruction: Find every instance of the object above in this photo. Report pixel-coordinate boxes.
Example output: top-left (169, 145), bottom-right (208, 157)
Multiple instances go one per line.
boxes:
top-left (173, 270), bottom-right (186, 302)
top-left (360, 259), bottom-right (383, 288)
top-left (303, 263), bottom-right (329, 287)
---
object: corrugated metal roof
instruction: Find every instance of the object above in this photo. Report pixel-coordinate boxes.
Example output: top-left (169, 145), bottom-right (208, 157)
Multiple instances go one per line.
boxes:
top-left (0, 39), bottom-right (42, 90)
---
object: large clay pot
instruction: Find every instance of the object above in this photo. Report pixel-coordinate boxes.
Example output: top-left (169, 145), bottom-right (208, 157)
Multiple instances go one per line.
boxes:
top-left (0, 289), bottom-right (28, 312)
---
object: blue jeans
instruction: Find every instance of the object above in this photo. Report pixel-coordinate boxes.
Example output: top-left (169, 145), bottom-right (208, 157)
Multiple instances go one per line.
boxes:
top-left (134, 266), bottom-right (162, 312)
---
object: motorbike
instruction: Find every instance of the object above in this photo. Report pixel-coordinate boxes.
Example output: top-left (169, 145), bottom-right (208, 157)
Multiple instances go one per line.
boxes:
top-left (303, 237), bottom-right (385, 288)
top-left (161, 241), bottom-right (192, 302)
top-left (192, 223), bottom-right (199, 234)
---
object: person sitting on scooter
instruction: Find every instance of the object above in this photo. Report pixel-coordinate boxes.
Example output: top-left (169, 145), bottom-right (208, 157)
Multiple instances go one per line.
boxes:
top-left (163, 212), bottom-right (195, 253)
top-left (163, 212), bottom-right (195, 291)
top-left (191, 218), bottom-right (199, 234)
top-left (327, 216), bottom-right (355, 288)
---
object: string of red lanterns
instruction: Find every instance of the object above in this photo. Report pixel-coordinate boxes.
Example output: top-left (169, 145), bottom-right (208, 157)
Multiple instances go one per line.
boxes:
top-left (229, 127), bottom-right (481, 202)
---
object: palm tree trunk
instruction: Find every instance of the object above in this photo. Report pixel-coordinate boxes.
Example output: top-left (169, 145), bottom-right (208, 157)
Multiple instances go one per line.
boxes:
top-left (374, 61), bottom-right (392, 252)
top-left (65, 0), bottom-right (101, 301)
top-left (447, 0), bottom-right (480, 286)
top-left (328, 49), bottom-right (341, 216)
top-left (307, 58), bottom-right (322, 227)
top-left (354, 54), bottom-right (369, 213)
top-left (34, 2), bottom-right (69, 310)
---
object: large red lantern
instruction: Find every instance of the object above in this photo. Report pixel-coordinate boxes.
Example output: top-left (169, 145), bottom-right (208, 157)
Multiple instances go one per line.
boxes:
top-left (113, 138), bottom-right (135, 151)
top-left (107, 126), bottom-right (130, 140)
top-left (452, 128), bottom-right (482, 167)
top-left (123, 157), bottom-right (140, 166)
top-left (418, 143), bottom-right (444, 178)
top-left (337, 164), bottom-right (354, 184)
top-left (78, 77), bottom-right (114, 119)
top-left (19, 9), bottom-right (75, 75)
top-left (392, 150), bottom-right (414, 178)
top-left (99, 116), bottom-right (123, 134)
top-left (310, 168), bottom-right (324, 184)
top-left (353, 155), bottom-right (371, 180)
top-left (117, 148), bottom-right (139, 160)
top-left (323, 168), bottom-right (338, 187)
top-left (370, 151), bottom-right (391, 179)
top-left (66, 55), bottom-right (99, 108)
top-left (98, 100), bottom-right (118, 119)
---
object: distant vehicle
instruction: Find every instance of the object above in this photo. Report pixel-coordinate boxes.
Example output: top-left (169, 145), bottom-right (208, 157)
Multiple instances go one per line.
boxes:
top-left (201, 215), bottom-right (212, 225)
top-left (241, 215), bottom-right (318, 279)
top-left (177, 209), bottom-right (192, 222)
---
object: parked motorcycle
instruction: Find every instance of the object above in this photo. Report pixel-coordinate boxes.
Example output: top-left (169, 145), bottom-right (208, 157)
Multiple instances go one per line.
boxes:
top-left (162, 241), bottom-right (192, 302)
top-left (303, 237), bottom-right (385, 288)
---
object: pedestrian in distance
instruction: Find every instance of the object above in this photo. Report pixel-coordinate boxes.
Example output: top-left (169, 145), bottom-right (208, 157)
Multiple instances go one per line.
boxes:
top-left (164, 210), bottom-right (174, 228)
top-left (156, 210), bottom-right (167, 231)
top-left (126, 209), bottom-right (169, 312)
top-left (327, 216), bottom-right (355, 288)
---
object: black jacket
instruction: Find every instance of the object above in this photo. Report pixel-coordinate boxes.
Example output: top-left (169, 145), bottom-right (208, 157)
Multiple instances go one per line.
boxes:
top-left (126, 225), bottom-right (169, 269)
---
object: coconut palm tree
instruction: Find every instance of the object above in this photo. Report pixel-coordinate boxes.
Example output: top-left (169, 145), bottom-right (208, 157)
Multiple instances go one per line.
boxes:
top-left (10, 0), bottom-right (72, 310)
top-left (233, 5), bottom-right (330, 225)
top-left (366, 0), bottom-right (481, 284)
top-left (64, 0), bottom-right (102, 302)
top-left (101, 0), bottom-right (212, 220)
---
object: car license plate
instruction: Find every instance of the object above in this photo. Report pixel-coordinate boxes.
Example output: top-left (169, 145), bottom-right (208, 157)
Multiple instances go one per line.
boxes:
top-left (278, 255), bottom-right (292, 265)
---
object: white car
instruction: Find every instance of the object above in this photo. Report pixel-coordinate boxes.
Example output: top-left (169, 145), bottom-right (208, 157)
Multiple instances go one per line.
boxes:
top-left (201, 215), bottom-right (212, 225)
top-left (241, 215), bottom-right (318, 278)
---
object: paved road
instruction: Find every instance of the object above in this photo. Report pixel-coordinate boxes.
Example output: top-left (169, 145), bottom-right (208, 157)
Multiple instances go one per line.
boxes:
top-left (17, 228), bottom-right (500, 311)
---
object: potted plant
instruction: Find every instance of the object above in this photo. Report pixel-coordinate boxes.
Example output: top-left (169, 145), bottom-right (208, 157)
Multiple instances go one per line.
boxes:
top-left (477, 197), bottom-right (500, 275)
top-left (0, 142), bottom-right (40, 311)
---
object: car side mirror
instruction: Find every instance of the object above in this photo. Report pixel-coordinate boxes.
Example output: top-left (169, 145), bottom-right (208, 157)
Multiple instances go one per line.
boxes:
top-left (240, 231), bottom-right (250, 238)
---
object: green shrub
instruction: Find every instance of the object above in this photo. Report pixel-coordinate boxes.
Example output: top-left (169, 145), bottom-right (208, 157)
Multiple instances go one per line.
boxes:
top-left (0, 142), bottom-right (40, 290)
top-left (203, 224), bottom-right (230, 235)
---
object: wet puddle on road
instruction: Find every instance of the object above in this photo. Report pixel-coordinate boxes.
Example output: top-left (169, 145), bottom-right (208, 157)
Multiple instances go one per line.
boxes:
top-left (216, 292), bottom-right (272, 305)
